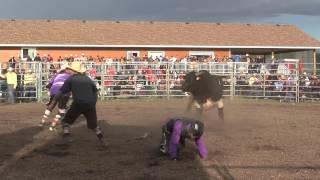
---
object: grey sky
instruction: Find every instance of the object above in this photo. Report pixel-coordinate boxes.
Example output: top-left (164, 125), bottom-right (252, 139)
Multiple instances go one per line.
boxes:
top-left (1, 0), bottom-right (320, 39)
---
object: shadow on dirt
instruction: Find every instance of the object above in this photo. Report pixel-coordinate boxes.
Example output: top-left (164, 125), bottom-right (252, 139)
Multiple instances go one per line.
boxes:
top-left (0, 119), bottom-right (214, 180)
top-left (225, 165), bottom-right (320, 171)
top-left (0, 126), bottom-right (42, 164)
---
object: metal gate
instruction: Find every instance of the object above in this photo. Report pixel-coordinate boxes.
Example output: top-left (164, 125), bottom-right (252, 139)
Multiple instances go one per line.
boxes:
top-left (0, 61), bottom-right (319, 103)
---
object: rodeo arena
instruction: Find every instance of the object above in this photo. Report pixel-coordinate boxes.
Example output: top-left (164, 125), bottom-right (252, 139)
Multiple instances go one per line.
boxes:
top-left (0, 19), bottom-right (320, 179)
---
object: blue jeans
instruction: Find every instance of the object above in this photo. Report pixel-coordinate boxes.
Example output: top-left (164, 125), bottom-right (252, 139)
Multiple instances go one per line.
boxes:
top-left (0, 80), bottom-right (5, 99)
top-left (7, 84), bottom-right (16, 104)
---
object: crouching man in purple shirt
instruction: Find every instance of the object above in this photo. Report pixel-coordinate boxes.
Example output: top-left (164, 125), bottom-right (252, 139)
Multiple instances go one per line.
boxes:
top-left (39, 64), bottom-right (72, 131)
top-left (159, 117), bottom-right (208, 160)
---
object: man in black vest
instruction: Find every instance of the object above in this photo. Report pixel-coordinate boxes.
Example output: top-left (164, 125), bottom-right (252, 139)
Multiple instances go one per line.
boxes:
top-left (50, 62), bottom-right (107, 146)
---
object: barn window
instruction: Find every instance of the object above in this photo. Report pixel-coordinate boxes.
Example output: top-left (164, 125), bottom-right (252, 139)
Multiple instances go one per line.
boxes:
top-left (21, 48), bottom-right (37, 60)
top-left (127, 51), bottom-right (140, 60)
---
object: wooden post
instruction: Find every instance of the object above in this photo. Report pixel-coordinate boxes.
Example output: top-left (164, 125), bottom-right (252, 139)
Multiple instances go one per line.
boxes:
top-left (313, 49), bottom-right (317, 76)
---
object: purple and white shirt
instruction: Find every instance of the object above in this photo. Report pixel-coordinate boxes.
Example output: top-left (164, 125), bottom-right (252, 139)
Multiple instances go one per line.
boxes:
top-left (168, 119), bottom-right (208, 159)
top-left (49, 72), bottom-right (72, 95)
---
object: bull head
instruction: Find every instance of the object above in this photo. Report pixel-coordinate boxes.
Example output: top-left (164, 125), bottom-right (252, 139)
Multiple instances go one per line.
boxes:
top-left (182, 70), bottom-right (212, 92)
top-left (181, 71), bottom-right (197, 92)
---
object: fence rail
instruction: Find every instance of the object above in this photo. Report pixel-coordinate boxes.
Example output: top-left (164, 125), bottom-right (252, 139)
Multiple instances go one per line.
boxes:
top-left (0, 61), bottom-right (319, 103)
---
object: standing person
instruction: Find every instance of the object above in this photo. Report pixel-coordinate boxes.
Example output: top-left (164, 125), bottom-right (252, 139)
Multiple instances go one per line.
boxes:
top-left (159, 117), bottom-right (208, 160)
top-left (40, 64), bottom-right (72, 131)
top-left (8, 56), bottom-right (16, 69)
top-left (34, 54), bottom-right (41, 62)
top-left (3, 67), bottom-right (17, 104)
top-left (49, 62), bottom-right (106, 145)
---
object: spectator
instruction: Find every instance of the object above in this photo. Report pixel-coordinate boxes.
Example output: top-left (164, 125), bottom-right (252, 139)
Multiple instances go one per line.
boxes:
top-left (57, 56), bottom-right (63, 62)
top-left (3, 67), bottom-right (17, 104)
top-left (142, 54), bottom-right (148, 61)
top-left (274, 75), bottom-right (284, 99)
top-left (26, 55), bottom-right (32, 62)
top-left (34, 54), bottom-right (41, 62)
top-left (8, 56), bottom-right (16, 69)
top-left (41, 54), bottom-right (48, 62)
top-left (47, 54), bottom-right (53, 63)
top-left (234, 55), bottom-right (241, 62)
top-left (49, 64), bottom-right (57, 76)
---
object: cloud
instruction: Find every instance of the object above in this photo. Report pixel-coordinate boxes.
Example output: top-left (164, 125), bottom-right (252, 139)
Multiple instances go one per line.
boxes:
top-left (105, 0), bottom-right (320, 21)
top-left (0, 0), bottom-right (320, 21)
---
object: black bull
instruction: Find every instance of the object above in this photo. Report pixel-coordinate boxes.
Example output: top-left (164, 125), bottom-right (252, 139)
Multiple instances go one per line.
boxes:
top-left (181, 70), bottom-right (224, 120)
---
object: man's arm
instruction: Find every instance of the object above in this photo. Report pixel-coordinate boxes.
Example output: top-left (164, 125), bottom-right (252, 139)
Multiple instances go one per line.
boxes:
top-left (13, 74), bottom-right (17, 89)
top-left (46, 74), bottom-right (57, 89)
top-left (195, 136), bottom-right (208, 159)
top-left (47, 76), bottom-right (72, 111)
top-left (91, 80), bottom-right (98, 92)
top-left (168, 120), bottom-right (182, 159)
top-left (59, 76), bottom-right (72, 94)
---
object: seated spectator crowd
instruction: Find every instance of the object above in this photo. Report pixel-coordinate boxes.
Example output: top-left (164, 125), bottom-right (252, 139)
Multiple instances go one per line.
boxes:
top-left (0, 53), bottom-right (319, 103)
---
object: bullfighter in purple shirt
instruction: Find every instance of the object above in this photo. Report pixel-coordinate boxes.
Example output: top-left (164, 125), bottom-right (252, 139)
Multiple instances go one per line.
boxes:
top-left (39, 64), bottom-right (73, 130)
top-left (159, 117), bottom-right (208, 160)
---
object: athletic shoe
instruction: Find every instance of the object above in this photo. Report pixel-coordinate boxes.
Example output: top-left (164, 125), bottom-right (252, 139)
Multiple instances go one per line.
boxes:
top-left (159, 145), bottom-right (167, 154)
top-left (98, 137), bottom-right (108, 148)
top-left (62, 124), bottom-right (71, 135)
top-left (38, 120), bottom-right (47, 127)
top-left (49, 126), bottom-right (57, 131)
top-left (95, 126), bottom-right (103, 140)
top-left (97, 132), bottom-right (103, 140)
top-left (49, 118), bottom-right (60, 131)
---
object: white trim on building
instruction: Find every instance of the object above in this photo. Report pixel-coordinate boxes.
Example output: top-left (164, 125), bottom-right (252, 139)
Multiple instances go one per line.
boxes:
top-left (189, 51), bottom-right (214, 57)
top-left (0, 44), bottom-right (319, 49)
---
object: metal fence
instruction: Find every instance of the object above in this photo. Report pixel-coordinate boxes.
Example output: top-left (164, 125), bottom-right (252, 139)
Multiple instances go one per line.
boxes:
top-left (0, 61), bottom-right (319, 103)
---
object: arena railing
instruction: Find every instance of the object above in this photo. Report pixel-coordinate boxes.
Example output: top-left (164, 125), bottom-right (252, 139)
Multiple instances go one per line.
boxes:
top-left (0, 61), bottom-right (319, 103)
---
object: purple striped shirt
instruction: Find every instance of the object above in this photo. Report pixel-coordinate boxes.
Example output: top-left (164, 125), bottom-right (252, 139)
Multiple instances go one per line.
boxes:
top-left (49, 72), bottom-right (72, 95)
top-left (168, 120), bottom-right (208, 159)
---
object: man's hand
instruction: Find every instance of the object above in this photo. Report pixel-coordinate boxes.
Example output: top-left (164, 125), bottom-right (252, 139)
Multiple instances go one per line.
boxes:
top-left (47, 92), bottom-right (63, 111)
top-left (46, 83), bottom-right (52, 89)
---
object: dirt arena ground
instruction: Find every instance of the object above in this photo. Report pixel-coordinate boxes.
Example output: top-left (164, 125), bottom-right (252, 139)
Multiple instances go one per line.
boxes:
top-left (0, 98), bottom-right (320, 180)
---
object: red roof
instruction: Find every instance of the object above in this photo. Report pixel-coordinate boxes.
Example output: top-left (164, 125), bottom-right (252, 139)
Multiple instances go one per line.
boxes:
top-left (0, 19), bottom-right (319, 47)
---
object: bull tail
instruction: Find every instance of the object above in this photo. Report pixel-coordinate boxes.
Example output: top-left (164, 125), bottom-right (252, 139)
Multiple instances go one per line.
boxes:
top-left (210, 75), bottom-right (224, 100)
top-left (217, 76), bottom-right (224, 90)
